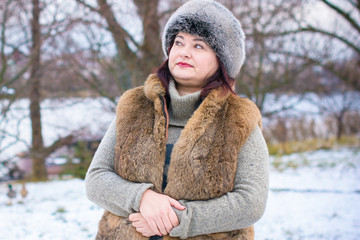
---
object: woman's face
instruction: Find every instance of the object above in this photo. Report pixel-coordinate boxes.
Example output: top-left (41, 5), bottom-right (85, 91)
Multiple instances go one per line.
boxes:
top-left (168, 32), bottom-right (219, 95)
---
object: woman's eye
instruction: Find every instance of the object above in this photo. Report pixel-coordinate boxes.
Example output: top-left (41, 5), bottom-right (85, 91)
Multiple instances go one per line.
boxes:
top-left (175, 40), bottom-right (183, 46)
top-left (195, 44), bottom-right (203, 49)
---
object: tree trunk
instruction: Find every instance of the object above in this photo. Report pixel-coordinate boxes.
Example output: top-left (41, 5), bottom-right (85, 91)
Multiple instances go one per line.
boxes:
top-left (96, 0), bottom-right (162, 87)
top-left (336, 112), bottom-right (344, 140)
top-left (30, 0), bottom-right (47, 180)
top-left (134, 0), bottom-right (162, 81)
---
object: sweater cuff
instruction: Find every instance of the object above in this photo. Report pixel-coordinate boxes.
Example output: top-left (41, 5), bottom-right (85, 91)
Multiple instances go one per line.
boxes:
top-left (170, 200), bottom-right (190, 238)
top-left (133, 183), bottom-right (154, 212)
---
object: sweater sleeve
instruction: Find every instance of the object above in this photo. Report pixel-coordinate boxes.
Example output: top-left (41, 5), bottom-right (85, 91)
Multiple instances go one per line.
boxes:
top-left (169, 126), bottom-right (269, 239)
top-left (85, 118), bottom-right (153, 216)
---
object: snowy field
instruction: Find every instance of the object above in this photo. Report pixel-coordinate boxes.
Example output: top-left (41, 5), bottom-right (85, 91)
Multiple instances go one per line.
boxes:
top-left (1, 147), bottom-right (359, 240)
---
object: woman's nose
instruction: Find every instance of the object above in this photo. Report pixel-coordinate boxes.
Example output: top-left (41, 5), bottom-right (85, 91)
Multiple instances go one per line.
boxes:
top-left (179, 46), bottom-right (191, 58)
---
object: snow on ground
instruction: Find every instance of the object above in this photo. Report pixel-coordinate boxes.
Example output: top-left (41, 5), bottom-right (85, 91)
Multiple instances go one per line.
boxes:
top-left (255, 147), bottom-right (360, 240)
top-left (1, 148), bottom-right (359, 240)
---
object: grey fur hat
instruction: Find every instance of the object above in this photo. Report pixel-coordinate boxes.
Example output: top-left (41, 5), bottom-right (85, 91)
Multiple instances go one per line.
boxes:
top-left (162, 0), bottom-right (245, 78)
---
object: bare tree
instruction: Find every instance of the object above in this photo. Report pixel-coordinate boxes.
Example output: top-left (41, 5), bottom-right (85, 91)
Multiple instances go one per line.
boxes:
top-left (28, 0), bottom-right (75, 180)
top-left (275, 0), bottom-right (360, 91)
top-left (307, 76), bottom-right (360, 139)
top-left (28, 0), bottom-right (46, 179)
top-left (1, 0), bottom-right (33, 161)
top-left (220, 0), bottom-right (311, 114)
top-left (0, 0), bottom-right (84, 180)
top-left (75, 0), bottom-right (165, 90)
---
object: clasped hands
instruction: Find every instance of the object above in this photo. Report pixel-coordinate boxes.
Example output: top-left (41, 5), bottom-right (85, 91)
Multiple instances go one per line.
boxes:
top-left (129, 189), bottom-right (186, 237)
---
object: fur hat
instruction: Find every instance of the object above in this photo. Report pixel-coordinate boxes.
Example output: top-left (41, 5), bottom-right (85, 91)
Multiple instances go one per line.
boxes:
top-left (162, 0), bottom-right (245, 78)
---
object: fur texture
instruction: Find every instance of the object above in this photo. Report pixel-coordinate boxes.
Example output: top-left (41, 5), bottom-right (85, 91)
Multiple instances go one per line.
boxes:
top-left (162, 0), bottom-right (246, 78)
top-left (97, 74), bottom-right (261, 239)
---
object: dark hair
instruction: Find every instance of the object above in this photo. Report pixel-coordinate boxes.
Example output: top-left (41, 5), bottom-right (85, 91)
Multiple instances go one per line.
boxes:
top-left (155, 57), bottom-right (235, 100)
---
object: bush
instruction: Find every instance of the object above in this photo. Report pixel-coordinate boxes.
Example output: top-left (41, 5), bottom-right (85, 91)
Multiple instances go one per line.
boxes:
top-left (267, 135), bottom-right (359, 156)
top-left (60, 141), bottom-right (98, 179)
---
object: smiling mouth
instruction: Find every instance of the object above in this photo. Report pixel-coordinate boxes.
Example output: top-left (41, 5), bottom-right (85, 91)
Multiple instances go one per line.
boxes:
top-left (177, 62), bottom-right (193, 67)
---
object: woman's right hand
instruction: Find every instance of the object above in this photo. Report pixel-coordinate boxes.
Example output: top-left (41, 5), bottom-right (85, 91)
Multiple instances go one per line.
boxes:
top-left (139, 189), bottom-right (186, 236)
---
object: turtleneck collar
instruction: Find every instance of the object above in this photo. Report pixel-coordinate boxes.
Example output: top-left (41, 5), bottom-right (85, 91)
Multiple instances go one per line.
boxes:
top-left (168, 79), bottom-right (201, 127)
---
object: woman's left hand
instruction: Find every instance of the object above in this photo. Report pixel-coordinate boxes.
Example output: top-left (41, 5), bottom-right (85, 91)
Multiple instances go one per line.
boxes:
top-left (139, 189), bottom-right (185, 236)
top-left (129, 213), bottom-right (157, 237)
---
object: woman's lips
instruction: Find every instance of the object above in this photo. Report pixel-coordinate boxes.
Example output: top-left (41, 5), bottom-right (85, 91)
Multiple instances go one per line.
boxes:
top-left (177, 62), bottom-right (193, 67)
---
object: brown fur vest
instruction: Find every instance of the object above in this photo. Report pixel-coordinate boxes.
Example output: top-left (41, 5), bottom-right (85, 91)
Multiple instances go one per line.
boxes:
top-left (97, 74), bottom-right (262, 240)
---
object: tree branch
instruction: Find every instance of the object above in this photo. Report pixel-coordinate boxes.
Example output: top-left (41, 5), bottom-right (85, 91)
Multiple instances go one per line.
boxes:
top-left (266, 26), bottom-right (360, 55)
top-left (321, 0), bottom-right (360, 34)
top-left (273, 49), bottom-right (360, 91)
top-left (75, 0), bottom-right (98, 12)
top-left (42, 135), bottom-right (74, 158)
top-left (0, 0), bottom-right (14, 85)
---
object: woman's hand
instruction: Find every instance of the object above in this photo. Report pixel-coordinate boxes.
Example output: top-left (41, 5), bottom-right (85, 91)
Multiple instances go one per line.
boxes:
top-left (129, 213), bottom-right (157, 237)
top-left (139, 189), bottom-right (186, 236)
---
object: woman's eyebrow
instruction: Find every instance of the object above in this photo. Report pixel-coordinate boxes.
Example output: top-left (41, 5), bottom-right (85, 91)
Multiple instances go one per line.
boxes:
top-left (193, 38), bottom-right (205, 42)
top-left (175, 35), bottom-right (205, 42)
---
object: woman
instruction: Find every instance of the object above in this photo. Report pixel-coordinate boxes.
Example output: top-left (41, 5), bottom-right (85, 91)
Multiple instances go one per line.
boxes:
top-left (85, 0), bottom-right (269, 239)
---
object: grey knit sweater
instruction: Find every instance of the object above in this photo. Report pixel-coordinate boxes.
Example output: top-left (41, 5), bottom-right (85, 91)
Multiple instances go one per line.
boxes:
top-left (85, 81), bottom-right (269, 239)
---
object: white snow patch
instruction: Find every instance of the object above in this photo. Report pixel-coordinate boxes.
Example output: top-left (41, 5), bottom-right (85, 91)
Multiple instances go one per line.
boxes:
top-left (1, 148), bottom-right (359, 240)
